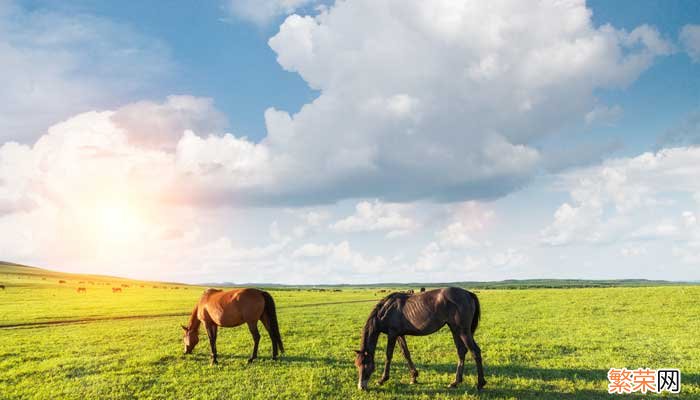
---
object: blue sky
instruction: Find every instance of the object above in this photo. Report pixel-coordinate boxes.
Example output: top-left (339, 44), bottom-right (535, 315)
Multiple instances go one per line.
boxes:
top-left (1, 0), bottom-right (699, 283)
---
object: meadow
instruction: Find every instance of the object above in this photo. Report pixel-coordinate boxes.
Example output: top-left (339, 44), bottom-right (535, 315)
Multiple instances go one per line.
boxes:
top-left (1, 263), bottom-right (698, 399)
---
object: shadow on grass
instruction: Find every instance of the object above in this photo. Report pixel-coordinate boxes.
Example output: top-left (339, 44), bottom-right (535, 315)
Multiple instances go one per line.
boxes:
top-left (175, 353), bottom-right (695, 398)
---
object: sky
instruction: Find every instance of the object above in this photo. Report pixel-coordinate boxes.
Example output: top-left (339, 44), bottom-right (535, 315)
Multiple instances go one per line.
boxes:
top-left (1, 0), bottom-right (699, 284)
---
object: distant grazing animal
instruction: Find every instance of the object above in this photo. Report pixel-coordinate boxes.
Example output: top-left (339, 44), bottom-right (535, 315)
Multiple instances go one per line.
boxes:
top-left (76, 287), bottom-right (86, 293)
top-left (112, 287), bottom-right (122, 293)
top-left (153, 286), bottom-right (158, 289)
top-left (79, 281), bottom-right (84, 284)
top-left (354, 287), bottom-right (485, 391)
top-left (121, 284), bottom-right (129, 288)
top-left (182, 288), bottom-right (284, 365)
top-left (58, 280), bottom-right (66, 284)
top-left (88, 281), bottom-right (94, 285)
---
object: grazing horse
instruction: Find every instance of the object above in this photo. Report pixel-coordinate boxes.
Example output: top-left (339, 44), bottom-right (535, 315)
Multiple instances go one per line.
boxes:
top-left (112, 287), bottom-right (122, 293)
top-left (181, 288), bottom-right (284, 365)
top-left (354, 287), bottom-right (485, 391)
top-left (76, 287), bottom-right (86, 293)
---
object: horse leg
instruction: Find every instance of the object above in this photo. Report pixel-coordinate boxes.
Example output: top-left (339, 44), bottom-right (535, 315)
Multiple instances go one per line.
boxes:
top-left (205, 322), bottom-right (218, 365)
top-left (448, 325), bottom-right (467, 388)
top-left (397, 336), bottom-right (418, 384)
top-left (246, 321), bottom-right (261, 364)
top-left (378, 335), bottom-right (397, 385)
top-left (260, 314), bottom-right (278, 360)
top-left (462, 331), bottom-right (486, 390)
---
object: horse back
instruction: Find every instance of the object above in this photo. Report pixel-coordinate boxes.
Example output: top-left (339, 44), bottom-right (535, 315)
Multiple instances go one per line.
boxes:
top-left (198, 288), bottom-right (266, 327)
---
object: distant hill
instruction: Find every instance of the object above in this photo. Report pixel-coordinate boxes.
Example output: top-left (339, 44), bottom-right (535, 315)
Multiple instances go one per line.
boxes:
top-left (0, 261), bottom-right (188, 287)
top-left (2, 261), bottom-right (696, 290)
top-left (199, 278), bottom-right (697, 290)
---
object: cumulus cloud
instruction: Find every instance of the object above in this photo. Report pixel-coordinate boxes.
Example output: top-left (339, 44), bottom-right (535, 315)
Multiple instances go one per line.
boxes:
top-left (680, 24), bottom-right (700, 63)
top-left (435, 201), bottom-right (494, 248)
top-left (252, 0), bottom-right (669, 204)
top-left (542, 147), bottom-right (700, 247)
top-left (111, 96), bottom-right (228, 151)
top-left (0, 1), bottom-right (171, 143)
top-left (23, 0), bottom-right (666, 208)
top-left (330, 200), bottom-right (418, 237)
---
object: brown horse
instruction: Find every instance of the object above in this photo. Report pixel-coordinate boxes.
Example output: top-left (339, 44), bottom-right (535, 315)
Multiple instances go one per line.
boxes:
top-left (181, 288), bottom-right (284, 365)
top-left (355, 287), bottom-right (485, 391)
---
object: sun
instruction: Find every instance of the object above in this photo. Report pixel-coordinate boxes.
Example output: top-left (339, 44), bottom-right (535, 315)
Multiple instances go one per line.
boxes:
top-left (96, 202), bottom-right (145, 242)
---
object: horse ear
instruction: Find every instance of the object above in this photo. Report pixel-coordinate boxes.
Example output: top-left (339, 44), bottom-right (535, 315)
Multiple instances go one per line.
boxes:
top-left (181, 325), bottom-right (188, 331)
top-left (354, 350), bottom-right (362, 355)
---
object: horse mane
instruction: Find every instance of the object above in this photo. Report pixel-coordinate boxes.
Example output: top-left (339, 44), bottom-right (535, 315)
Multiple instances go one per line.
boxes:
top-left (186, 306), bottom-right (201, 332)
top-left (360, 292), bottom-right (410, 351)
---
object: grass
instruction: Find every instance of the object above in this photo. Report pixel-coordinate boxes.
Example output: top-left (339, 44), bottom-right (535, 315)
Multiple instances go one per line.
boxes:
top-left (0, 264), bottom-right (698, 399)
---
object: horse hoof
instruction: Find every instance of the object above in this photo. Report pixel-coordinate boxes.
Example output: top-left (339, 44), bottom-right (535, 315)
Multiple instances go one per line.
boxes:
top-left (448, 382), bottom-right (460, 389)
top-left (477, 381), bottom-right (487, 391)
top-left (377, 379), bottom-right (387, 386)
top-left (410, 380), bottom-right (417, 385)
top-left (247, 358), bottom-right (255, 364)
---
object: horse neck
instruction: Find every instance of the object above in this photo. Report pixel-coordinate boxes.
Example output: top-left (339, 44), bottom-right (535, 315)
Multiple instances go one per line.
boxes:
top-left (187, 306), bottom-right (201, 331)
top-left (360, 317), bottom-right (380, 357)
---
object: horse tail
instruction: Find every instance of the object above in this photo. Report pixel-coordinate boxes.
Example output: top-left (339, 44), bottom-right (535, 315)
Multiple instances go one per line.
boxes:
top-left (262, 291), bottom-right (284, 353)
top-left (467, 290), bottom-right (480, 334)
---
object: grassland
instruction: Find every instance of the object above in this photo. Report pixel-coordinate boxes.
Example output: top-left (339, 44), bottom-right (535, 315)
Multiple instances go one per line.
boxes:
top-left (1, 263), bottom-right (698, 399)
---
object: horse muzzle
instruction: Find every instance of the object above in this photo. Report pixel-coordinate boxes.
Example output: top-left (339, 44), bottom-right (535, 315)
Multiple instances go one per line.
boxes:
top-left (358, 379), bottom-right (369, 391)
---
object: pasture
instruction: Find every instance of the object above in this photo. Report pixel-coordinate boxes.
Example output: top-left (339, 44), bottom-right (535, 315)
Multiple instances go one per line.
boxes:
top-left (0, 264), bottom-right (698, 399)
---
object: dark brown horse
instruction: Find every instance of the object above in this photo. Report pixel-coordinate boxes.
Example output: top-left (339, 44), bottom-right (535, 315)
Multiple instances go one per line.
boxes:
top-left (355, 287), bottom-right (485, 391)
top-left (182, 288), bottom-right (284, 365)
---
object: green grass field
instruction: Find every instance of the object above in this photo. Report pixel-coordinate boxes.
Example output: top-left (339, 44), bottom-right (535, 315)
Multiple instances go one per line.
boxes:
top-left (1, 263), bottom-right (698, 399)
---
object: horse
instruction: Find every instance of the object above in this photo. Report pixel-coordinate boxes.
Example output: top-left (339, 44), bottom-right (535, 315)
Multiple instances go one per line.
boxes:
top-left (76, 287), bottom-right (86, 293)
top-left (112, 287), bottom-right (122, 293)
top-left (181, 288), bottom-right (284, 365)
top-left (354, 287), bottom-right (485, 391)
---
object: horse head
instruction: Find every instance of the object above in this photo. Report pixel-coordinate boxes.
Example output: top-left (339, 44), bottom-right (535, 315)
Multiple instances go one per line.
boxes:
top-left (181, 325), bottom-right (199, 354)
top-left (354, 350), bottom-right (375, 390)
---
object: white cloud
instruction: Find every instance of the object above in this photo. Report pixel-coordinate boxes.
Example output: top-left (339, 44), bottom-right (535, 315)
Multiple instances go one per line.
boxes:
top-left (433, 201), bottom-right (493, 248)
top-left (292, 241), bottom-right (386, 274)
top-left (680, 24), bottom-right (700, 63)
top-left (253, 0), bottom-right (670, 204)
top-left (222, 0), bottom-right (316, 26)
top-left (0, 1), bottom-right (171, 143)
top-left (542, 147), bottom-right (700, 246)
top-left (28, 0), bottom-right (667, 208)
top-left (111, 96), bottom-right (228, 151)
top-left (585, 104), bottom-right (623, 126)
top-left (330, 200), bottom-right (418, 237)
